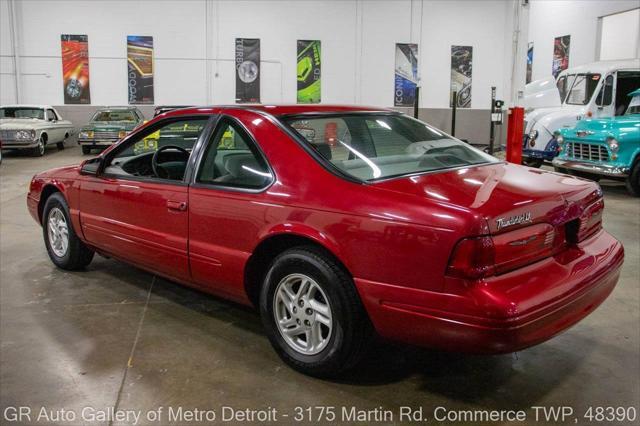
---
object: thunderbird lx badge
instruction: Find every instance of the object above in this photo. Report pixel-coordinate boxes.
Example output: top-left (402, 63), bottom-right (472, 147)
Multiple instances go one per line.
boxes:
top-left (496, 212), bottom-right (532, 230)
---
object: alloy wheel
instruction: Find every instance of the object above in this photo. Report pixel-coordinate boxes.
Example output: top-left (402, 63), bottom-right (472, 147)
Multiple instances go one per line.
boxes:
top-left (273, 273), bottom-right (333, 355)
top-left (47, 207), bottom-right (69, 257)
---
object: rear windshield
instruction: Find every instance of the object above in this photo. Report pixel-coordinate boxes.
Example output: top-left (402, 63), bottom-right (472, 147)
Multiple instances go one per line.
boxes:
top-left (284, 114), bottom-right (497, 181)
top-left (92, 110), bottom-right (138, 122)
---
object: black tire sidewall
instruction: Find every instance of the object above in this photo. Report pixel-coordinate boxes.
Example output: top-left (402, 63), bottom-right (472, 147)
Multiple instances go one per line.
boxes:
top-left (42, 194), bottom-right (73, 267)
top-left (626, 159), bottom-right (640, 196)
top-left (260, 250), bottom-right (352, 373)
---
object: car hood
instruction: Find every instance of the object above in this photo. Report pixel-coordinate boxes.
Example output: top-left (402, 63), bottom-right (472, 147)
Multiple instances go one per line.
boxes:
top-left (525, 105), bottom-right (585, 133)
top-left (371, 163), bottom-right (600, 234)
top-left (0, 118), bottom-right (45, 129)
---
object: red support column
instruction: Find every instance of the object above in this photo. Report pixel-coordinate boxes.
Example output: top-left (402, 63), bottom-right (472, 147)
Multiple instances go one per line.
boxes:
top-left (506, 107), bottom-right (524, 164)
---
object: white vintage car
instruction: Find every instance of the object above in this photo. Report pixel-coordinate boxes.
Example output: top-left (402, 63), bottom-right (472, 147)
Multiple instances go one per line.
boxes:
top-left (0, 105), bottom-right (75, 156)
top-left (522, 59), bottom-right (640, 167)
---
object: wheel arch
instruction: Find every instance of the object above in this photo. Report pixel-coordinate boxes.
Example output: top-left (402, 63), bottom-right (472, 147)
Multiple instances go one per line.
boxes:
top-left (38, 183), bottom-right (64, 223)
top-left (244, 229), bottom-right (351, 308)
top-left (40, 131), bottom-right (48, 143)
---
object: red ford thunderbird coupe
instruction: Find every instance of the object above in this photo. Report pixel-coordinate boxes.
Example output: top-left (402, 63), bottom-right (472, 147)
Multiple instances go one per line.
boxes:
top-left (28, 105), bottom-right (624, 376)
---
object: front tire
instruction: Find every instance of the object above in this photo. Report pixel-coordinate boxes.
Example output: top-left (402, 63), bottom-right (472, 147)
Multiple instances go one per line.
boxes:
top-left (523, 158), bottom-right (543, 168)
top-left (42, 192), bottom-right (94, 270)
top-left (32, 136), bottom-right (45, 157)
top-left (260, 246), bottom-right (373, 377)
top-left (626, 160), bottom-right (640, 197)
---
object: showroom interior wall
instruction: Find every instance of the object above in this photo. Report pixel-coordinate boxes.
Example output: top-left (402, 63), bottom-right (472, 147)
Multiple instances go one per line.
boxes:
top-left (527, 0), bottom-right (640, 82)
top-left (1, 0), bottom-right (522, 143)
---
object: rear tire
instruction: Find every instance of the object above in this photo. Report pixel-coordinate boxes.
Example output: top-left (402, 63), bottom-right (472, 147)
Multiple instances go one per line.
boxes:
top-left (42, 192), bottom-right (94, 270)
top-left (625, 159), bottom-right (640, 197)
top-left (82, 146), bottom-right (91, 155)
top-left (260, 246), bottom-right (373, 377)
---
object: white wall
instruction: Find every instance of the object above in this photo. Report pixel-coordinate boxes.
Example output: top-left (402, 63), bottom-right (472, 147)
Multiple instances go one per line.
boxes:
top-left (528, 0), bottom-right (640, 82)
top-left (1, 0), bottom-right (518, 109)
top-left (599, 8), bottom-right (640, 61)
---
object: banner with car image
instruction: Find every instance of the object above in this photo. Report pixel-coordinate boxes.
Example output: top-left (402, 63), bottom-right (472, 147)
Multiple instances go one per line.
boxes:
top-left (552, 35), bottom-right (570, 78)
top-left (61, 34), bottom-right (91, 104)
top-left (450, 45), bottom-right (472, 108)
top-left (235, 38), bottom-right (260, 103)
top-left (127, 35), bottom-right (154, 104)
top-left (297, 40), bottom-right (321, 103)
top-left (394, 43), bottom-right (418, 107)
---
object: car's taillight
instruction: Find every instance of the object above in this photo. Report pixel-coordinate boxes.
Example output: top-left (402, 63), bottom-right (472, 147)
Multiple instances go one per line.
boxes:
top-left (446, 236), bottom-right (495, 279)
top-left (447, 224), bottom-right (559, 280)
top-left (577, 198), bottom-right (603, 241)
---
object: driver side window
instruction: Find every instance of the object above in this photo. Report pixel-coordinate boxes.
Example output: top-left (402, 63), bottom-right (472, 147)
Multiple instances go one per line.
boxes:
top-left (104, 117), bottom-right (208, 181)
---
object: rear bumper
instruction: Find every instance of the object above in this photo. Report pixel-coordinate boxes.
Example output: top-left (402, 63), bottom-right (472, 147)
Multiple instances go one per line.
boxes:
top-left (355, 230), bottom-right (623, 353)
top-left (552, 158), bottom-right (629, 178)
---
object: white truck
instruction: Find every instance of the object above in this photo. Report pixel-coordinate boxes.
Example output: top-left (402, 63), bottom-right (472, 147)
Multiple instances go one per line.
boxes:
top-left (522, 59), bottom-right (640, 167)
top-left (0, 105), bottom-right (75, 156)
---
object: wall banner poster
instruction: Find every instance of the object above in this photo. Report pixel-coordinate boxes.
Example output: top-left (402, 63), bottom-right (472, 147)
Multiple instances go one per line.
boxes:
top-left (235, 38), bottom-right (261, 103)
top-left (450, 45), bottom-right (472, 108)
top-left (526, 42), bottom-right (534, 84)
top-left (297, 40), bottom-right (321, 104)
top-left (61, 34), bottom-right (91, 104)
top-left (394, 43), bottom-right (419, 107)
top-left (127, 35), bottom-right (154, 104)
top-left (552, 35), bottom-right (570, 78)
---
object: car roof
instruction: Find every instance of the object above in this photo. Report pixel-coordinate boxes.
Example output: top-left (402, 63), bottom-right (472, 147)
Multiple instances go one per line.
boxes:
top-left (160, 104), bottom-right (393, 118)
top-left (558, 59), bottom-right (639, 77)
top-left (94, 106), bottom-right (140, 112)
top-left (629, 88), bottom-right (640, 97)
top-left (1, 104), bottom-right (53, 109)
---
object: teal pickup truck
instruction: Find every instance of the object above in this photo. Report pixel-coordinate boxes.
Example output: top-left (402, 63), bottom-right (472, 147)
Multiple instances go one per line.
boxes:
top-left (553, 88), bottom-right (640, 196)
top-left (78, 106), bottom-right (144, 154)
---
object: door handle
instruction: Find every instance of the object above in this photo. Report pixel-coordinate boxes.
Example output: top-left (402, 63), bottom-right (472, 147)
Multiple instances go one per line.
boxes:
top-left (167, 200), bottom-right (187, 211)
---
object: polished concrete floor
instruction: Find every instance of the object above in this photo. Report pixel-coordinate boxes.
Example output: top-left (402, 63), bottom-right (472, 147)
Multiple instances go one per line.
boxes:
top-left (1, 145), bottom-right (638, 426)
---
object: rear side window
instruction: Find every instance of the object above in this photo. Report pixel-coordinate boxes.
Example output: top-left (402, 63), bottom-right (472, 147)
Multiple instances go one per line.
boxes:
top-left (196, 119), bottom-right (272, 189)
top-left (285, 114), bottom-right (496, 181)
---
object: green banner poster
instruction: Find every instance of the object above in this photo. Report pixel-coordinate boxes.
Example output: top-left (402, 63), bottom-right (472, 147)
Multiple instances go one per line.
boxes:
top-left (297, 40), bottom-right (321, 103)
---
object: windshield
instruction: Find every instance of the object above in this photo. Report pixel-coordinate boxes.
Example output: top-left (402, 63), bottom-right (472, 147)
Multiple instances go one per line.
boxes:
top-left (284, 114), bottom-right (497, 181)
top-left (565, 74), bottom-right (601, 105)
top-left (92, 110), bottom-right (138, 122)
top-left (627, 95), bottom-right (640, 115)
top-left (0, 107), bottom-right (44, 119)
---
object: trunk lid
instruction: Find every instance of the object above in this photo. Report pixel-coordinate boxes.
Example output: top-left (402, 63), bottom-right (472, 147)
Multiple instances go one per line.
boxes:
top-left (371, 163), bottom-right (601, 234)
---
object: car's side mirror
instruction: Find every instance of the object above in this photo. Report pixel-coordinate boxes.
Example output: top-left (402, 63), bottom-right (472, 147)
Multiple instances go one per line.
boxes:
top-left (80, 157), bottom-right (103, 176)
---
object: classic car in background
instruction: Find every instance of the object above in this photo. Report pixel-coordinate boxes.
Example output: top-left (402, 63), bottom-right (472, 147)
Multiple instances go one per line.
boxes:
top-left (0, 105), bottom-right (74, 156)
top-left (78, 106), bottom-right (145, 154)
top-left (522, 59), bottom-right (640, 167)
top-left (553, 88), bottom-right (640, 196)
